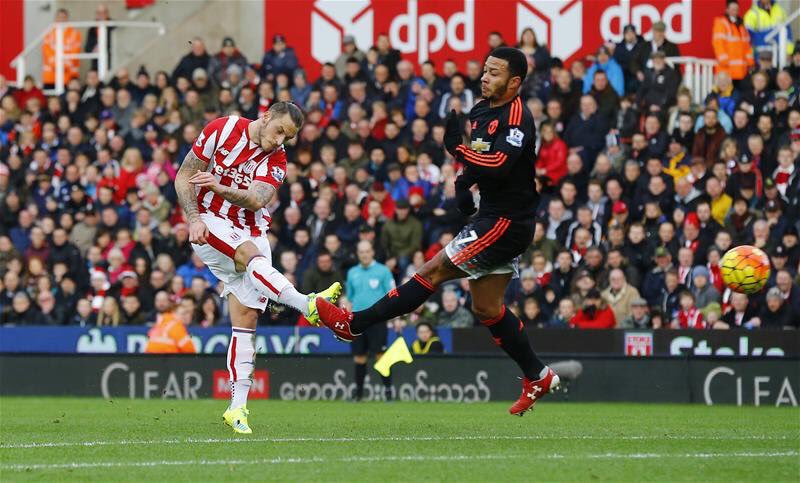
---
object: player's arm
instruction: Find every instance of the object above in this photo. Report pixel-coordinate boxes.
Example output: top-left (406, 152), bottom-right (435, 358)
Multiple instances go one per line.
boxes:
top-left (454, 122), bottom-right (526, 179)
top-left (175, 150), bottom-right (210, 244)
top-left (189, 174), bottom-right (277, 211)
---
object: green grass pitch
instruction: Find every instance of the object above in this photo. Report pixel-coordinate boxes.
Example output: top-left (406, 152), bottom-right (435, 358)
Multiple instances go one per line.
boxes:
top-left (1, 398), bottom-right (798, 481)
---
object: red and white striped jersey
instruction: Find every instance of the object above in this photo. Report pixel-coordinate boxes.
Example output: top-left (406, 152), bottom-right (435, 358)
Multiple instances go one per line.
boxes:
top-left (191, 116), bottom-right (287, 236)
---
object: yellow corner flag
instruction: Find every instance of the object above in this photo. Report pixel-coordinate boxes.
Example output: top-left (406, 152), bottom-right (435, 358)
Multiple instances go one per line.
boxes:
top-left (374, 337), bottom-right (414, 377)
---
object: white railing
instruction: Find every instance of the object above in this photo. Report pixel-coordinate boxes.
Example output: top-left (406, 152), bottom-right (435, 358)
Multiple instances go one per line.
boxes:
top-left (666, 56), bottom-right (718, 105)
top-left (765, 7), bottom-right (800, 70)
top-left (10, 20), bottom-right (166, 96)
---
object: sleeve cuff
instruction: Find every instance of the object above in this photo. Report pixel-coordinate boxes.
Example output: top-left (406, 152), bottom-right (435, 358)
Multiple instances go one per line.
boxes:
top-left (254, 175), bottom-right (280, 187)
top-left (192, 146), bottom-right (210, 163)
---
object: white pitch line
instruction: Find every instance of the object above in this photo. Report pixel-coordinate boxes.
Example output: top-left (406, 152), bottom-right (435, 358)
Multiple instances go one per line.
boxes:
top-left (2, 451), bottom-right (797, 471)
top-left (1, 433), bottom-right (796, 450)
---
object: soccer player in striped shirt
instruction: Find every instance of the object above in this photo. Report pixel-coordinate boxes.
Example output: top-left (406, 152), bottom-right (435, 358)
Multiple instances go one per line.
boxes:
top-left (175, 102), bottom-right (341, 433)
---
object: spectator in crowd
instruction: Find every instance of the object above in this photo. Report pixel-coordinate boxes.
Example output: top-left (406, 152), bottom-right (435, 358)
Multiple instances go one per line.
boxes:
top-left (775, 269), bottom-right (800, 314)
top-left (172, 37), bottom-right (209, 83)
top-left (437, 289), bottom-right (474, 328)
top-left (759, 286), bottom-right (799, 329)
top-left (721, 291), bottom-right (760, 328)
top-left (570, 288), bottom-right (616, 329)
top-left (411, 322), bottom-right (444, 354)
top-left (637, 50), bottom-right (679, 114)
top-left (84, 4), bottom-right (113, 71)
top-left (261, 34), bottom-right (299, 82)
top-left (601, 268), bottom-right (640, 324)
top-left (690, 265), bottom-right (721, 310)
top-left (518, 28), bottom-right (550, 78)
top-left (671, 290), bottom-right (705, 329)
top-left (619, 297), bottom-right (651, 329)
top-left (564, 95), bottom-right (608, 165)
top-left (381, 199), bottom-right (422, 275)
top-left (615, 24), bottom-right (645, 93)
top-left (693, 109), bottom-right (728, 167)
top-left (633, 21), bottom-right (680, 82)
top-left (712, 0), bottom-right (754, 84)
top-left (518, 296), bottom-right (548, 327)
top-left (208, 37), bottom-right (248, 87)
top-left (583, 46), bottom-right (625, 96)
top-left (6, 292), bottom-right (45, 325)
top-left (659, 269), bottom-right (685, 319)
top-left (302, 250), bottom-right (343, 295)
top-left (335, 36), bottom-right (366, 79)
top-left (96, 297), bottom-right (122, 326)
top-left (121, 294), bottom-right (146, 325)
top-left (549, 297), bottom-right (576, 328)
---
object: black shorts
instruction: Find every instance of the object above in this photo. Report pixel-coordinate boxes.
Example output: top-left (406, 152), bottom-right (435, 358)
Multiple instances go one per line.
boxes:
top-left (351, 322), bottom-right (388, 356)
top-left (445, 216), bottom-right (535, 279)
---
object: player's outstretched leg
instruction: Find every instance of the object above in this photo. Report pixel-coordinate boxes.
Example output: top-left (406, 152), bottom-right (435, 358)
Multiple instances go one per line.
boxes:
top-left (317, 251), bottom-right (462, 341)
top-left (471, 274), bottom-right (558, 416)
top-left (241, 248), bottom-right (341, 324)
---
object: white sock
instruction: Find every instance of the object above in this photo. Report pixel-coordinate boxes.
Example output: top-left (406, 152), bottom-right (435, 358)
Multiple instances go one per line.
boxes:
top-left (228, 327), bottom-right (255, 409)
top-left (246, 255), bottom-right (309, 315)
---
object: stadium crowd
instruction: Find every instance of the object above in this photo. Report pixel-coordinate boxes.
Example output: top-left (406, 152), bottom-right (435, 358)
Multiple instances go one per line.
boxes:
top-left (0, 2), bottom-right (799, 332)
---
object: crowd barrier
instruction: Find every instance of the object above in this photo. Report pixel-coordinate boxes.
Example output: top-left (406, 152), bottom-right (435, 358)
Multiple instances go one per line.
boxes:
top-left (1, 327), bottom-right (797, 357)
top-left (0, 354), bottom-right (796, 406)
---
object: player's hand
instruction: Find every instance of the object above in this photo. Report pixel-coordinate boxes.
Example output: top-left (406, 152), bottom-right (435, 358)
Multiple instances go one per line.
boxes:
top-left (455, 178), bottom-right (476, 216)
top-left (189, 172), bottom-right (220, 191)
top-left (189, 219), bottom-right (209, 245)
top-left (444, 109), bottom-right (462, 156)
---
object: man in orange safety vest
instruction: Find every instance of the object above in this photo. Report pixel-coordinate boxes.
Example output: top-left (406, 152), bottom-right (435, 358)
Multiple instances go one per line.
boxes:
top-left (712, 0), bottom-right (754, 82)
top-left (42, 8), bottom-right (83, 87)
top-left (144, 298), bottom-right (198, 354)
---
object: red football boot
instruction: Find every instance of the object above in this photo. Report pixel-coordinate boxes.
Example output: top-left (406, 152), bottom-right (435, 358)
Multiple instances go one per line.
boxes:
top-left (508, 366), bottom-right (560, 416)
top-left (315, 297), bottom-right (358, 342)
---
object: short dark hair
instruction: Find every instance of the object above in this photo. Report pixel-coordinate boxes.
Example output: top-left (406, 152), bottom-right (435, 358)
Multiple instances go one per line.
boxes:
top-left (488, 47), bottom-right (528, 80)
top-left (269, 101), bottom-right (305, 129)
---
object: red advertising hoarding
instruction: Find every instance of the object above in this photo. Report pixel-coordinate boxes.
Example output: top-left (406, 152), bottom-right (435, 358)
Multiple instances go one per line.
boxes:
top-left (264, 0), bottom-right (733, 75)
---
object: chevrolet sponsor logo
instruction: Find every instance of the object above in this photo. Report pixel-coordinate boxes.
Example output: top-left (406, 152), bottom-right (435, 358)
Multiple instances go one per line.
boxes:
top-left (470, 138), bottom-right (491, 152)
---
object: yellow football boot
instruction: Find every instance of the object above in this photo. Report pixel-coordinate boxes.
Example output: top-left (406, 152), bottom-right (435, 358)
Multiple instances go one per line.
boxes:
top-left (222, 405), bottom-right (252, 434)
top-left (306, 281), bottom-right (343, 326)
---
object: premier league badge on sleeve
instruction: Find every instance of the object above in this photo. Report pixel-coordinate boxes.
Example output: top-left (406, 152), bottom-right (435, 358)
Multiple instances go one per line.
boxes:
top-left (271, 166), bottom-right (286, 182)
top-left (506, 128), bottom-right (524, 148)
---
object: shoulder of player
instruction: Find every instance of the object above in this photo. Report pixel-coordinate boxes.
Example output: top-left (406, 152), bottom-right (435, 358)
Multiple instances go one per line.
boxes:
top-left (501, 96), bottom-right (526, 128)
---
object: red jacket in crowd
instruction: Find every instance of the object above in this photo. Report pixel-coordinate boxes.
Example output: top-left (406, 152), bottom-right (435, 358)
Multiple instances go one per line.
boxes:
top-left (570, 306), bottom-right (616, 329)
top-left (536, 137), bottom-right (568, 184)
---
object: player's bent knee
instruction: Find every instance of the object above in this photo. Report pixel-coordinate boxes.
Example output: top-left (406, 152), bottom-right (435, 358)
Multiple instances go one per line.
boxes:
top-left (472, 302), bottom-right (503, 324)
top-left (234, 241), bottom-right (261, 272)
top-left (417, 251), bottom-right (463, 286)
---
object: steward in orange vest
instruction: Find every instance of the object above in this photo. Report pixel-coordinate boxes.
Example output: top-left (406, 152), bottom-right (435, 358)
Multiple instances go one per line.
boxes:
top-left (144, 302), bottom-right (197, 354)
top-left (712, 1), bottom-right (754, 81)
top-left (42, 9), bottom-right (82, 86)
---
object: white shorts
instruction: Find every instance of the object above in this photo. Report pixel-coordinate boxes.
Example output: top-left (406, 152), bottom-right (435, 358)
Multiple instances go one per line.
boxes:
top-left (191, 213), bottom-right (272, 311)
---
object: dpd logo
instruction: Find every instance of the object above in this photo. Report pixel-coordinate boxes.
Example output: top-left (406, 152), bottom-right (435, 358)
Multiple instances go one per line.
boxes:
top-left (389, 0), bottom-right (474, 63)
top-left (516, 0), bottom-right (582, 61)
top-left (311, 0), bottom-right (374, 65)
